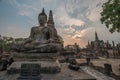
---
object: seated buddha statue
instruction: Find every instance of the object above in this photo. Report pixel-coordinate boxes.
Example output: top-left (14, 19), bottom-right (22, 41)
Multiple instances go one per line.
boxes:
top-left (12, 8), bottom-right (63, 53)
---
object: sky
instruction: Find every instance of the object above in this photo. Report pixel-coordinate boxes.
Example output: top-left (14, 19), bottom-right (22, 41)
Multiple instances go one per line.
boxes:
top-left (0, 0), bottom-right (120, 48)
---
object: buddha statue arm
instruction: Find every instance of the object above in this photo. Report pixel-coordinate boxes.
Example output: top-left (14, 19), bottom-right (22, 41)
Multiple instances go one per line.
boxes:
top-left (30, 27), bottom-right (36, 39)
top-left (30, 28), bottom-right (33, 38)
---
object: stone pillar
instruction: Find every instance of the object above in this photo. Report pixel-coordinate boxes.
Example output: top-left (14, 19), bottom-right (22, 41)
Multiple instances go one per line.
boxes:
top-left (86, 58), bottom-right (91, 66)
top-left (47, 10), bottom-right (54, 26)
top-left (104, 63), bottom-right (112, 75)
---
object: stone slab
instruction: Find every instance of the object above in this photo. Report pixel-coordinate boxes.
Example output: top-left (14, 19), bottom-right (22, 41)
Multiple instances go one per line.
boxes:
top-left (0, 63), bottom-right (96, 80)
top-left (7, 60), bottom-right (61, 74)
top-left (11, 52), bottom-right (59, 60)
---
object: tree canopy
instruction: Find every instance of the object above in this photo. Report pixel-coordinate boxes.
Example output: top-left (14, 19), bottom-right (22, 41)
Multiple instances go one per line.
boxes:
top-left (100, 0), bottom-right (120, 33)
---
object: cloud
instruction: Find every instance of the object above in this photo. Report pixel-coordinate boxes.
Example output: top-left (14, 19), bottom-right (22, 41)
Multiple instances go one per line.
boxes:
top-left (8, 0), bottom-right (39, 19)
top-left (42, 0), bottom-right (55, 3)
top-left (64, 0), bottom-right (107, 22)
top-left (72, 34), bottom-right (82, 39)
top-left (1, 0), bottom-right (119, 48)
top-left (0, 25), bottom-right (29, 38)
top-left (54, 6), bottom-right (85, 26)
top-left (56, 0), bottom-right (118, 47)
top-left (76, 22), bottom-right (120, 46)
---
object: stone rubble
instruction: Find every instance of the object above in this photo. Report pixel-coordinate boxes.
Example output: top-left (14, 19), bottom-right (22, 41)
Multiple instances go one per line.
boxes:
top-left (81, 66), bottom-right (115, 80)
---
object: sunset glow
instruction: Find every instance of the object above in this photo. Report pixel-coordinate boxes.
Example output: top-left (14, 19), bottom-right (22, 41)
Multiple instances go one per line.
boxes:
top-left (0, 0), bottom-right (120, 48)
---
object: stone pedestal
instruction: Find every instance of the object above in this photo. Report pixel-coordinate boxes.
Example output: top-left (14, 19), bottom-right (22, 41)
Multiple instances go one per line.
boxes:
top-left (11, 52), bottom-right (59, 60)
top-left (17, 63), bottom-right (41, 80)
top-left (7, 60), bottom-right (61, 74)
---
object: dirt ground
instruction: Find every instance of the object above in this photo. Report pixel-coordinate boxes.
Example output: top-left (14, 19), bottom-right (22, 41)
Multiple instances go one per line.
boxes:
top-left (91, 57), bottom-right (120, 76)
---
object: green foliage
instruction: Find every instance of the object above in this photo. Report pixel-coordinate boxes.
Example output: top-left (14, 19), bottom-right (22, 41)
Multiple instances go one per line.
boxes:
top-left (100, 0), bottom-right (120, 33)
top-left (64, 46), bottom-right (73, 51)
top-left (15, 38), bottom-right (25, 42)
top-left (58, 35), bottom-right (64, 47)
top-left (0, 39), bottom-right (13, 51)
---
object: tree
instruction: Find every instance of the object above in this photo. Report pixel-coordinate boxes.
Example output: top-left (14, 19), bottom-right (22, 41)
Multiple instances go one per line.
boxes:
top-left (58, 35), bottom-right (64, 47)
top-left (100, 0), bottom-right (120, 33)
top-left (0, 38), bottom-right (13, 51)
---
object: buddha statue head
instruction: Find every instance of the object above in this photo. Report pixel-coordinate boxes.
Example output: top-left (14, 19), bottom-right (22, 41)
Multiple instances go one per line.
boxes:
top-left (38, 8), bottom-right (47, 26)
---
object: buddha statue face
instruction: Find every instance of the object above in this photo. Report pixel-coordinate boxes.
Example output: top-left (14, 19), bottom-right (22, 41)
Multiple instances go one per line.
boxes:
top-left (39, 15), bottom-right (47, 26)
top-left (38, 9), bottom-right (47, 26)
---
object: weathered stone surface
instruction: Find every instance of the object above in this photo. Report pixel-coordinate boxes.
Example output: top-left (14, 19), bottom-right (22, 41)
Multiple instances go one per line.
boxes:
top-left (104, 63), bottom-right (113, 75)
top-left (20, 63), bottom-right (41, 76)
top-left (12, 8), bottom-right (63, 53)
top-left (81, 66), bottom-right (115, 80)
top-left (17, 63), bottom-right (41, 80)
top-left (7, 61), bottom-right (61, 74)
top-left (1, 63), bottom-right (96, 80)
